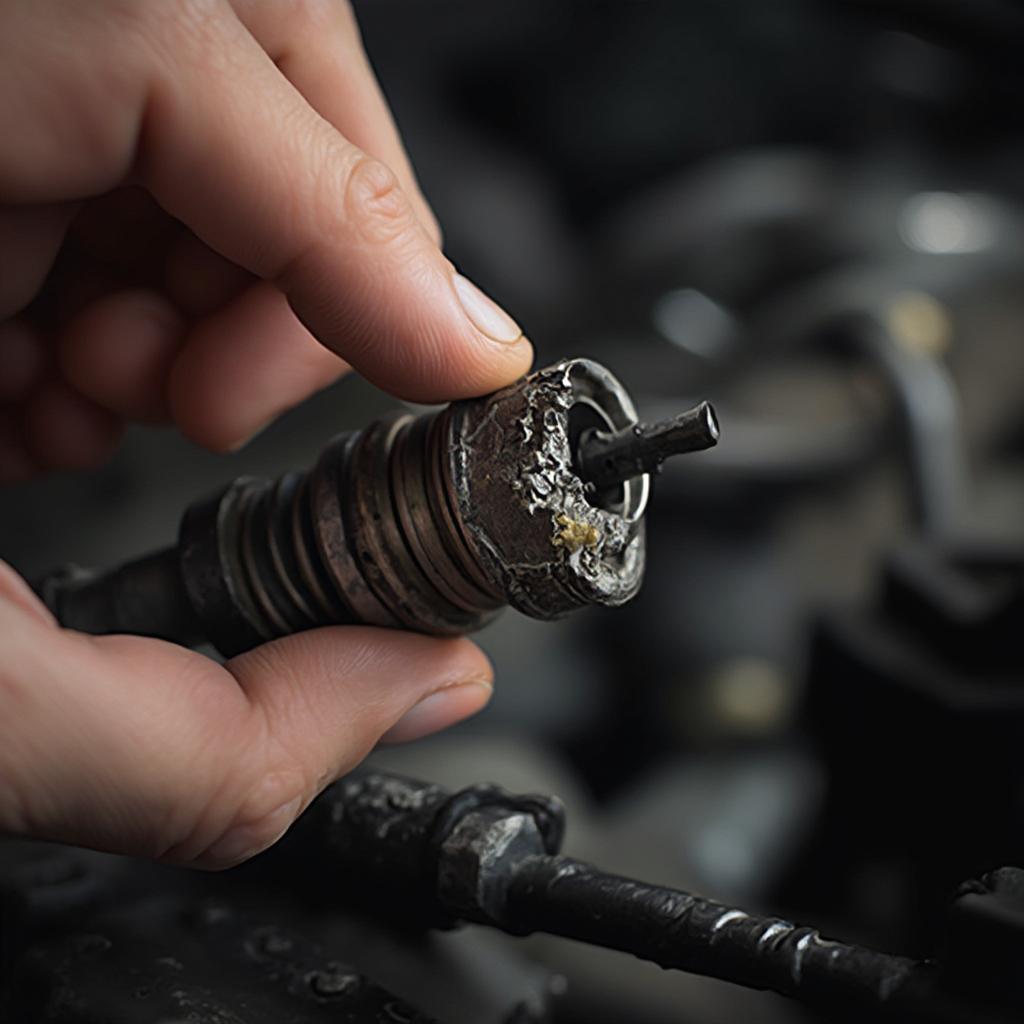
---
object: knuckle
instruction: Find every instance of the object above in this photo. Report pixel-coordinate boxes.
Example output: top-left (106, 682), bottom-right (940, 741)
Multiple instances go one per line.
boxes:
top-left (139, 0), bottom-right (231, 71)
top-left (121, 0), bottom-right (217, 40)
top-left (341, 156), bottom-right (417, 246)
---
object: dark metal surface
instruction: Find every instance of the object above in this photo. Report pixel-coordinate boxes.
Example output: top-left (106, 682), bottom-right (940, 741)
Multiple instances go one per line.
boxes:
top-left (446, 359), bottom-right (653, 620)
top-left (4, 767), bottom-right (1022, 1023)
top-left (576, 400), bottom-right (720, 490)
top-left (268, 768), bottom-right (1018, 1021)
top-left (790, 540), bottom-right (1024, 953)
top-left (4, 902), bottom-right (442, 1024)
top-left (36, 359), bottom-right (715, 656)
top-left (506, 860), bottom-right (933, 1007)
top-left (0, 833), bottom-right (560, 1024)
top-left (36, 549), bottom-right (205, 647)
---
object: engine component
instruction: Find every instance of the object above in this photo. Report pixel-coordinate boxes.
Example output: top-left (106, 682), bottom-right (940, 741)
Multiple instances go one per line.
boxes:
top-left (3, 903), bottom-right (442, 1024)
top-left (0, 835), bottom-right (561, 1024)
top-left (792, 540), bottom-right (1024, 947)
top-left (36, 359), bottom-right (717, 656)
top-left (3, 767), bottom-right (1021, 1023)
top-left (267, 767), bottom-right (1019, 1022)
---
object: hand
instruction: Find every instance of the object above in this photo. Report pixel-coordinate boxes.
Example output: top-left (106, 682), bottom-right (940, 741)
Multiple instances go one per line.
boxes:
top-left (0, 0), bottom-right (532, 478)
top-left (0, 0), bottom-right (528, 865)
top-left (0, 562), bottom-right (493, 868)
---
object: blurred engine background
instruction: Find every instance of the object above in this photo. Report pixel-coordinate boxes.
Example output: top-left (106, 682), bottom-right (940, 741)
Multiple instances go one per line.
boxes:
top-left (4, 0), bottom-right (1024, 1021)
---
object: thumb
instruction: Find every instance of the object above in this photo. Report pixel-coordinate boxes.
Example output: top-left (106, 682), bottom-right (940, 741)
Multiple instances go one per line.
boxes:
top-left (142, 7), bottom-right (532, 402)
top-left (193, 628), bottom-right (494, 869)
top-left (0, 567), bottom-right (492, 869)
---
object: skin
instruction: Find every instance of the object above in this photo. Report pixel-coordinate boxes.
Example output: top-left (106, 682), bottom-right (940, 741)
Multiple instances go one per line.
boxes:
top-left (0, 0), bottom-right (533, 868)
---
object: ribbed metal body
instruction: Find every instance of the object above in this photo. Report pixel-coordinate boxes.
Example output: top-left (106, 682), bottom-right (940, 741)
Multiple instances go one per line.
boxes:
top-left (40, 359), bottom-right (669, 656)
top-left (180, 408), bottom-right (504, 655)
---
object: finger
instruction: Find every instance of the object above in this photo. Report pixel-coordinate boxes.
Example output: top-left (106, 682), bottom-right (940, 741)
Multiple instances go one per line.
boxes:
top-left (0, 320), bottom-right (50, 403)
top-left (23, 377), bottom-right (123, 471)
top-left (168, 281), bottom-right (349, 451)
top-left (225, 627), bottom-right (493, 807)
top-left (0, 2), bottom-right (151, 201)
top-left (140, 6), bottom-right (531, 402)
top-left (0, 202), bottom-right (77, 319)
top-left (58, 288), bottom-right (184, 422)
top-left (162, 627), bottom-right (490, 869)
top-left (232, 0), bottom-right (441, 244)
top-left (0, 608), bottom-right (491, 869)
top-left (0, 559), bottom-right (56, 628)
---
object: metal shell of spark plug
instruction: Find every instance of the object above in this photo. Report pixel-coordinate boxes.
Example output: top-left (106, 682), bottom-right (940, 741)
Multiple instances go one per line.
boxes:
top-left (40, 358), bottom-right (712, 657)
top-left (447, 358), bottom-right (648, 620)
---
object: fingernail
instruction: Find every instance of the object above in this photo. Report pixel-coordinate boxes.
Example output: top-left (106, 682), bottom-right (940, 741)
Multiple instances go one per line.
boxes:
top-left (452, 274), bottom-right (523, 344)
top-left (201, 794), bottom-right (303, 868)
top-left (380, 680), bottom-right (493, 745)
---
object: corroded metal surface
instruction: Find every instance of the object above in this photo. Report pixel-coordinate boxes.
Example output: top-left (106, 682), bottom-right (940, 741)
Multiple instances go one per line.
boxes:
top-left (281, 769), bottom-right (970, 1018)
top-left (1, 893), bottom-right (443, 1024)
top-left (0, 768), bottom-right (1013, 1022)
top-left (39, 359), bottom-right (719, 654)
top-left (449, 359), bottom-right (647, 619)
top-left (505, 859), bottom-right (932, 1007)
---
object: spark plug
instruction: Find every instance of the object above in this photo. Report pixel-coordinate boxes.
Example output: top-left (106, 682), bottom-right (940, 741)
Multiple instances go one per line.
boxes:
top-left (38, 359), bottom-right (717, 656)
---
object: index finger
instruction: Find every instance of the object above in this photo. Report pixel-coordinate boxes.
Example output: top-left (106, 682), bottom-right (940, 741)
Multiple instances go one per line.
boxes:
top-left (231, 0), bottom-right (442, 245)
top-left (141, 3), bottom-right (532, 402)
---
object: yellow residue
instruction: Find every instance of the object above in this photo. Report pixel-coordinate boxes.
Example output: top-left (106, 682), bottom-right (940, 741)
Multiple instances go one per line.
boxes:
top-left (553, 514), bottom-right (600, 553)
